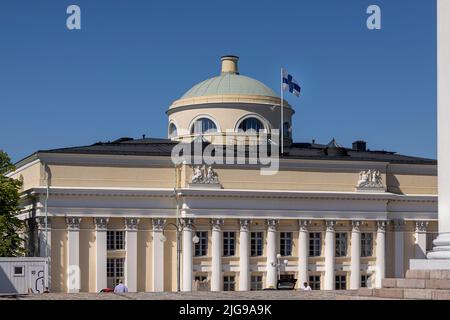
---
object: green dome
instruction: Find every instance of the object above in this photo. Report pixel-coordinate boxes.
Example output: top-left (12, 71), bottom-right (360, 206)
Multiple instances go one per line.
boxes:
top-left (181, 73), bottom-right (279, 99)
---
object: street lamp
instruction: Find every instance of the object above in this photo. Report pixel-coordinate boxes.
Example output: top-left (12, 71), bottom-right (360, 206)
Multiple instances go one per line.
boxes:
top-left (271, 253), bottom-right (289, 285)
top-left (160, 221), bottom-right (199, 292)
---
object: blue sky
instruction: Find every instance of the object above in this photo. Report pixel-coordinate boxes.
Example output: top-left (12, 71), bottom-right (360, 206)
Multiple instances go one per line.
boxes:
top-left (0, 0), bottom-right (436, 162)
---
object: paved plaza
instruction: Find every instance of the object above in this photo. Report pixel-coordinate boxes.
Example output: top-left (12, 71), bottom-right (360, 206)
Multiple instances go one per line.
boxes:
top-left (0, 290), bottom-right (392, 300)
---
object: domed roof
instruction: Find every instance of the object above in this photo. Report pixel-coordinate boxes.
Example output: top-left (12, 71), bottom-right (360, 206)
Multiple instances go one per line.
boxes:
top-left (181, 73), bottom-right (278, 99)
top-left (180, 56), bottom-right (278, 99)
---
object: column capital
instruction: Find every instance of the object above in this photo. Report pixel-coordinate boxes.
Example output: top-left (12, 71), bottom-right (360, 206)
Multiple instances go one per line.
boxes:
top-left (66, 217), bottom-right (81, 230)
top-left (35, 217), bottom-right (51, 230)
top-left (239, 219), bottom-right (251, 231)
top-left (415, 221), bottom-right (429, 233)
top-left (377, 220), bottom-right (388, 232)
top-left (152, 218), bottom-right (166, 232)
top-left (211, 219), bottom-right (224, 231)
top-left (94, 217), bottom-right (109, 231)
top-left (182, 218), bottom-right (195, 231)
top-left (325, 220), bottom-right (336, 231)
top-left (266, 219), bottom-right (279, 232)
top-left (351, 220), bottom-right (361, 232)
top-left (298, 220), bottom-right (311, 232)
top-left (124, 218), bottom-right (140, 231)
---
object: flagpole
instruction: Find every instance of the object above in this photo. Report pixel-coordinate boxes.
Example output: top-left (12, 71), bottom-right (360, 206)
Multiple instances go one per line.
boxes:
top-left (280, 67), bottom-right (284, 155)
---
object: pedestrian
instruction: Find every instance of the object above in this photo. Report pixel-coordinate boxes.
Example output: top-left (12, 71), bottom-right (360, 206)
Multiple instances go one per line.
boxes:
top-left (114, 280), bottom-right (128, 293)
top-left (301, 281), bottom-right (312, 291)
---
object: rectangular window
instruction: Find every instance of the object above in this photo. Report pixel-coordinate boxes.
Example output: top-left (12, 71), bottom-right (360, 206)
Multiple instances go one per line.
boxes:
top-left (107, 231), bottom-right (125, 250)
top-left (195, 231), bottom-right (208, 257)
top-left (107, 258), bottom-right (125, 288)
top-left (250, 275), bottom-right (263, 291)
top-left (280, 232), bottom-right (293, 256)
top-left (195, 275), bottom-right (207, 282)
top-left (309, 232), bottom-right (321, 257)
top-left (251, 232), bottom-right (263, 257)
top-left (308, 275), bottom-right (321, 290)
top-left (335, 275), bottom-right (347, 290)
top-left (13, 266), bottom-right (24, 276)
top-left (223, 276), bottom-right (235, 291)
top-left (223, 232), bottom-right (236, 257)
top-left (335, 232), bottom-right (348, 257)
top-left (361, 233), bottom-right (373, 257)
top-left (361, 274), bottom-right (371, 288)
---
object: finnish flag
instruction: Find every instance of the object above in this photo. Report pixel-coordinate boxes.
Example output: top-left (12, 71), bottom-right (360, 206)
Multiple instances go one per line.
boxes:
top-left (282, 70), bottom-right (301, 97)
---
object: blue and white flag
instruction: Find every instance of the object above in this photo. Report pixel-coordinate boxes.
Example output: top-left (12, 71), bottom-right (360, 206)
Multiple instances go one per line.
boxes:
top-left (282, 70), bottom-right (301, 97)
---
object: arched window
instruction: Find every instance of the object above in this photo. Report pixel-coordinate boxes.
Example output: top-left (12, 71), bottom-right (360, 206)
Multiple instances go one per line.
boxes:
top-left (237, 117), bottom-right (265, 133)
top-left (168, 123), bottom-right (178, 138)
top-left (190, 117), bottom-right (218, 134)
top-left (283, 122), bottom-right (291, 139)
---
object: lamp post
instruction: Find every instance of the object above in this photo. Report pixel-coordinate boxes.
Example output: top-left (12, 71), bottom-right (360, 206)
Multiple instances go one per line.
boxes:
top-left (271, 253), bottom-right (289, 286)
top-left (160, 222), bottom-right (199, 292)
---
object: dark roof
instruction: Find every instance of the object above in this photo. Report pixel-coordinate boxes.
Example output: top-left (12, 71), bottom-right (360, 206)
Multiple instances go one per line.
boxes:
top-left (32, 137), bottom-right (437, 165)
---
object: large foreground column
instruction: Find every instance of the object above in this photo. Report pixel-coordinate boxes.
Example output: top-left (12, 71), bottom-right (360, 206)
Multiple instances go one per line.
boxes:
top-left (298, 220), bottom-right (310, 286)
top-left (265, 219), bottom-right (278, 289)
top-left (324, 220), bottom-right (336, 290)
top-left (182, 218), bottom-right (194, 291)
top-left (350, 221), bottom-right (361, 290)
top-left (66, 217), bottom-right (81, 293)
top-left (94, 217), bottom-right (109, 292)
top-left (152, 218), bottom-right (166, 292)
top-left (211, 219), bottom-right (224, 292)
top-left (239, 219), bottom-right (251, 291)
top-left (375, 221), bottom-right (387, 288)
top-left (428, 0), bottom-right (450, 260)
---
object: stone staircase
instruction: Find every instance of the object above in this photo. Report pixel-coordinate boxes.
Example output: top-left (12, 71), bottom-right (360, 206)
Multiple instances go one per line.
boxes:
top-left (357, 270), bottom-right (450, 300)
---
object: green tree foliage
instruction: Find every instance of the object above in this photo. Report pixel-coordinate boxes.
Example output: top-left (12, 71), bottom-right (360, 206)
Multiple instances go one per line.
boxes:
top-left (0, 150), bottom-right (25, 256)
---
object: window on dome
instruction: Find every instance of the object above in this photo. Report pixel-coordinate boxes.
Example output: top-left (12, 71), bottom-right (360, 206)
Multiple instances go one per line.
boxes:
top-left (168, 123), bottom-right (178, 138)
top-left (237, 117), bottom-right (265, 133)
top-left (190, 118), bottom-right (218, 134)
top-left (283, 122), bottom-right (291, 139)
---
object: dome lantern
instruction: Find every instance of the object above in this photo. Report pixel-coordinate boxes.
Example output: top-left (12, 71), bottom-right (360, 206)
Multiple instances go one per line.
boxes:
top-left (221, 55), bottom-right (239, 74)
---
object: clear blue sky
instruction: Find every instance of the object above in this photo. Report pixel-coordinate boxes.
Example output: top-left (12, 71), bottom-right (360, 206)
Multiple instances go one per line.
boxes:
top-left (0, 0), bottom-right (436, 162)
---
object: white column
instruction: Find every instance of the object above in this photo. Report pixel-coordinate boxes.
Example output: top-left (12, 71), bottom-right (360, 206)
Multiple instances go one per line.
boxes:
top-left (239, 219), bottom-right (251, 291)
top-left (211, 219), bottom-right (224, 292)
top-left (350, 221), bottom-right (361, 290)
top-left (428, 0), bottom-right (450, 260)
top-left (298, 220), bottom-right (310, 286)
top-left (182, 218), bottom-right (194, 292)
top-left (66, 217), bottom-right (81, 293)
top-left (414, 221), bottom-right (428, 259)
top-left (152, 218), bottom-right (166, 292)
top-left (375, 221), bottom-right (387, 288)
top-left (94, 217), bottom-right (108, 292)
top-left (265, 219), bottom-right (278, 289)
top-left (125, 218), bottom-right (139, 292)
top-left (394, 220), bottom-right (405, 278)
top-left (324, 220), bottom-right (336, 290)
top-left (36, 217), bottom-right (52, 290)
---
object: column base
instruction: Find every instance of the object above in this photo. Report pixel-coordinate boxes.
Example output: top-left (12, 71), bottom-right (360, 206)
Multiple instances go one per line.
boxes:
top-left (426, 233), bottom-right (450, 259)
top-left (410, 259), bottom-right (450, 270)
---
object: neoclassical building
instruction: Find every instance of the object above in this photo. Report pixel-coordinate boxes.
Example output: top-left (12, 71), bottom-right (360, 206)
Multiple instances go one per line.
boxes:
top-left (8, 56), bottom-right (437, 293)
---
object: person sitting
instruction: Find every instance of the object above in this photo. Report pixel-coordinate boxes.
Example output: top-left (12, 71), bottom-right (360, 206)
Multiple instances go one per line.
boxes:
top-left (114, 280), bottom-right (128, 293)
top-left (300, 281), bottom-right (312, 291)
